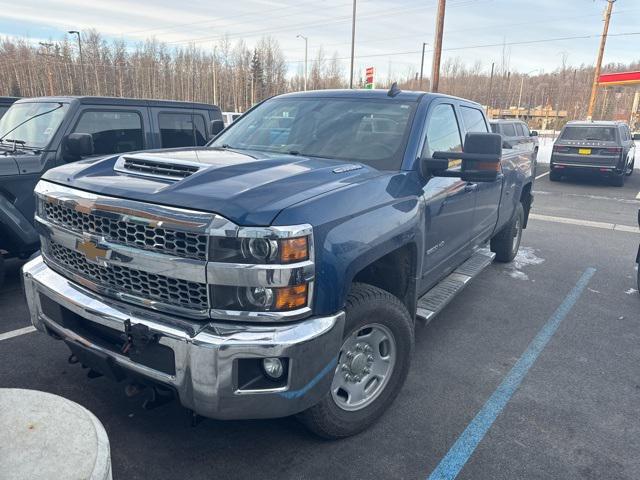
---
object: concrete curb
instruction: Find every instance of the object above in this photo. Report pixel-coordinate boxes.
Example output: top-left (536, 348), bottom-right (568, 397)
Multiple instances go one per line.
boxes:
top-left (0, 388), bottom-right (112, 480)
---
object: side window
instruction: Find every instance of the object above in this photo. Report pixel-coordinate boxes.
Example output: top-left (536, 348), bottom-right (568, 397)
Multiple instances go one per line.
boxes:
top-left (521, 123), bottom-right (530, 136)
top-left (501, 123), bottom-right (516, 137)
top-left (490, 123), bottom-right (499, 134)
top-left (73, 110), bottom-right (144, 155)
top-left (423, 104), bottom-right (462, 157)
top-left (460, 106), bottom-right (488, 133)
top-left (515, 124), bottom-right (525, 137)
top-left (159, 112), bottom-right (207, 148)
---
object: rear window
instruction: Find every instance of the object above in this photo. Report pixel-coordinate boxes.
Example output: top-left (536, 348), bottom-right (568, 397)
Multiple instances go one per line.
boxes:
top-left (159, 112), bottom-right (207, 148)
top-left (460, 107), bottom-right (487, 133)
top-left (560, 126), bottom-right (618, 142)
top-left (501, 123), bottom-right (516, 137)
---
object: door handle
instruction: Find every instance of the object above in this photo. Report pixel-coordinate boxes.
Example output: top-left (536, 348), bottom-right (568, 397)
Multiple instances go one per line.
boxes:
top-left (464, 183), bottom-right (478, 192)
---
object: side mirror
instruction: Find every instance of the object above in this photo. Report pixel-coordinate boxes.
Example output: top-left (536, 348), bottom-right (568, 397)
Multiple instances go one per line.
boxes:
top-left (62, 133), bottom-right (94, 159)
top-left (530, 130), bottom-right (539, 137)
top-left (210, 119), bottom-right (225, 136)
top-left (633, 132), bottom-right (640, 140)
top-left (423, 132), bottom-right (501, 183)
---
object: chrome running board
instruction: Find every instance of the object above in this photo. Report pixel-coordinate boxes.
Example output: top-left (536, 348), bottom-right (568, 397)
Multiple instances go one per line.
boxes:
top-left (416, 249), bottom-right (496, 324)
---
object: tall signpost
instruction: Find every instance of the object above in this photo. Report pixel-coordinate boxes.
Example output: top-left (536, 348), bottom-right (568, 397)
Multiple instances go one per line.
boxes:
top-left (587, 0), bottom-right (615, 120)
top-left (365, 67), bottom-right (374, 89)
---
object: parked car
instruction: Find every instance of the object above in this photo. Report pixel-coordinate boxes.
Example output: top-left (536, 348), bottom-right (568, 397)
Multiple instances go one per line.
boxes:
top-left (0, 96), bottom-right (19, 118)
top-left (0, 96), bottom-right (224, 288)
top-left (22, 88), bottom-right (534, 438)
top-left (489, 119), bottom-right (539, 158)
top-left (222, 111), bottom-right (242, 126)
top-left (550, 120), bottom-right (635, 186)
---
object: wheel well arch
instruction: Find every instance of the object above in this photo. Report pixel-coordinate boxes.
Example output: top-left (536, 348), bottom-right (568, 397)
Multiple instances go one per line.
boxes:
top-left (520, 181), bottom-right (533, 228)
top-left (351, 242), bottom-right (418, 316)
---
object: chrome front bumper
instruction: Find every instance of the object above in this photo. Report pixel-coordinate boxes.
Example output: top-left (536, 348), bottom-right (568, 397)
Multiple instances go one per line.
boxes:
top-left (22, 256), bottom-right (345, 420)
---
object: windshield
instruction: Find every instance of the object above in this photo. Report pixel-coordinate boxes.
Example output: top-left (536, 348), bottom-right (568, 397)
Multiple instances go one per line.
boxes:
top-left (210, 97), bottom-right (417, 170)
top-left (560, 126), bottom-right (618, 142)
top-left (0, 102), bottom-right (69, 148)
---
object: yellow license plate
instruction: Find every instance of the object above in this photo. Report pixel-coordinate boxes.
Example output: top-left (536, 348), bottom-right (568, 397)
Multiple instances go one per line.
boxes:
top-left (578, 148), bottom-right (591, 155)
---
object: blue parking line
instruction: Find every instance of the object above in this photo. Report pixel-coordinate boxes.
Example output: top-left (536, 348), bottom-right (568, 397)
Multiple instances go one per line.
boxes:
top-left (278, 357), bottom-right (338, 400)
top-left (427, 267), bottom-right (596, 480)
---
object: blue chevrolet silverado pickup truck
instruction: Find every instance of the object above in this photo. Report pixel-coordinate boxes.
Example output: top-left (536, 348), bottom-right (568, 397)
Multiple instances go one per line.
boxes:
top-left (22, 88), bottom-right (534, 438)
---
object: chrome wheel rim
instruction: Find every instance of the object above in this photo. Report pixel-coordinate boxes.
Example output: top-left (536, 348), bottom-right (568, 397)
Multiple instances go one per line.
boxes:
top-left (331, 323), bottom-right (396, 412)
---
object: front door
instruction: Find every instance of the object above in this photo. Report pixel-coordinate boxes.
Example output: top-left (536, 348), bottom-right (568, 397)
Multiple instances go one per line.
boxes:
top-left (420, 102), bottom-right (476, 290)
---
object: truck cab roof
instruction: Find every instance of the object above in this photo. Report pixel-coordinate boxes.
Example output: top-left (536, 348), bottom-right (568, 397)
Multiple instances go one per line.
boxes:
top-left (275, 89), bottom-right (483, 107)
top-left (14, 96), bottom-right (219, 111)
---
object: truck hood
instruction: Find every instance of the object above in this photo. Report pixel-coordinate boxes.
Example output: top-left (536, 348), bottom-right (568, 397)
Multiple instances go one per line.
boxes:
top-left (0, 154), bottom-right (19, 176)
top-left (42, 147), bottom-right (382, 226)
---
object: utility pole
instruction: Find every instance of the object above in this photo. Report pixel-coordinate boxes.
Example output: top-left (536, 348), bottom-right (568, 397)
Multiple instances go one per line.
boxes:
top-left (430, 0), bottom-right (446, 92)
top-left (296, 34), bottom-right (308, 91)
top-left (487, 62), bottom-right (495, 111)
top-left (68, 30), bottom-right (86, 95)
top-left (587, 0), bottom-right (615, 120)
top-left (39, 42), bottom-right (55, 95)
top-left (349, 0), bottom-right (357, 89)
top-left (418, 42), bottom-right (428, 90)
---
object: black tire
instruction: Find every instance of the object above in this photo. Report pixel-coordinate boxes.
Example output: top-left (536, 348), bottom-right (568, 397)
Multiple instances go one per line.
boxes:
top-left (490, 203), bottom-right (524, 263)
top-left (549, 170), bottom-right (561, 182)
top-left (297, 283), bottom-right (414, 439)
top-left (626, 159), bottom-right (634, 177)
top-left (0, 255), bottom-right (4, 290)
top-left (611, 174), bottom-right (625, 187)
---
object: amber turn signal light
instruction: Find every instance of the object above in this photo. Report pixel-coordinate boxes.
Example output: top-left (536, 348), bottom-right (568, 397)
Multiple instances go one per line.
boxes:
top-left (275, 284), bottom-right (308, 310)
top-left (280, 237), bottom-right (309, 263)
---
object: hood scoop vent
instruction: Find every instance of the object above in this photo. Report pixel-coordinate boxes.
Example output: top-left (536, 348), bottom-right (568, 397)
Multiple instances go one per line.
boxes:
top-left (114, 155), bottom-right (202, 180)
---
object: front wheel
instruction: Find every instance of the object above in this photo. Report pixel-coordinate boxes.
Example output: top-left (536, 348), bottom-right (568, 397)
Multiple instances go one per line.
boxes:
top-left (297, 283), bottom-right (414, 439)
top-left (626, 159), bottom-right (634, 176)
top-left (491, 203), bottom-right (524, 263)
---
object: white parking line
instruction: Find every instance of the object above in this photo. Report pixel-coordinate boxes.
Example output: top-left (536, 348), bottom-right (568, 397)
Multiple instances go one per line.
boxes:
top-left (529, 213), bottom-right (639, 233)
top-left (535, 171), bottom-right (550, 180)
top-left (0, 326), bottom-right (36, 342)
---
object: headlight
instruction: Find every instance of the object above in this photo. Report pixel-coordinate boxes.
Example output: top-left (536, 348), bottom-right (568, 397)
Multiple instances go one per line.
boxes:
top-left (207, 224), bottom-right (313, 317)
top-left (210, 236), bottom-right (309, 264)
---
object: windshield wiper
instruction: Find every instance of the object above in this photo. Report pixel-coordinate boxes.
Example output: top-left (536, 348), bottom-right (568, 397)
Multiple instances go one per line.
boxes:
top-left (0, 103), bottom-right (64, 143)
top-left (2, 139), bottom-right (42, 153)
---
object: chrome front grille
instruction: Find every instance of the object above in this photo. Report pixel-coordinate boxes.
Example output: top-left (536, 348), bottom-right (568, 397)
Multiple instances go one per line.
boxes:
top-left (46, 240), bottom-right (209, 311)
top-left (43, 202), bottom-right (208, 260)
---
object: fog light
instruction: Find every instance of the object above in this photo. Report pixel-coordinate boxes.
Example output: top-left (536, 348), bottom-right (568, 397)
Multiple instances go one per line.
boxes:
top-left (262, 358), bottom-right (284, 380)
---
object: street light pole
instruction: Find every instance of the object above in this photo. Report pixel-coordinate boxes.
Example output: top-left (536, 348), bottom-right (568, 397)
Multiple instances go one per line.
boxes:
top-left (349, 0), bottom-right (357, 89)
top-left (587, 0), bottom-right (616, 120)
top-left (418, 42), bottom-right (428, 90)
top-left (296, 34), bottom-right (308, 91)
top-left (68, 30), bottom-right (85, 95)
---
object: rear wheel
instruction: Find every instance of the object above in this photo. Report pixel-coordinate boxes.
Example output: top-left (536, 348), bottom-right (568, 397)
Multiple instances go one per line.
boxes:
top-left (549, 170), bottom-right (561, 182)
top-left (626, 158), bottom-right (634, 176)
top-left (298, 283), bottom-right (414, 439)
top-left (491, 203), bottom-right (524, 263)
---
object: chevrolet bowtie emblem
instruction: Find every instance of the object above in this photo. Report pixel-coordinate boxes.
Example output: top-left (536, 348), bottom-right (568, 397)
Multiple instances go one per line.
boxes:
top-left (76, 239), bottom-right (110, 263)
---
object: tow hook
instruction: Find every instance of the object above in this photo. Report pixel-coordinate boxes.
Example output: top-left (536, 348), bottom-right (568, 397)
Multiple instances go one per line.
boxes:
top-left (120, 319), bottom-right (158, 355)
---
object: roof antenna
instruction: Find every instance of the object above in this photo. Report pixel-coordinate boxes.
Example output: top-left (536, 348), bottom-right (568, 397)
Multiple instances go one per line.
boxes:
top-left (387, 82), bottom-right (401, 98)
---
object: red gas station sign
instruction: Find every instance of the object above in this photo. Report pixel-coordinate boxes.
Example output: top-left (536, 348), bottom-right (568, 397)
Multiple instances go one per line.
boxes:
top-left (598, 70), bottom-right (640, 86)
top-left (365, 67), bottom-right (374, 89)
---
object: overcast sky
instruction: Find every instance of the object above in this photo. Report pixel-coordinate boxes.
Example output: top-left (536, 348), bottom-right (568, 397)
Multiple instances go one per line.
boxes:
top-left (1, 0), bottom-right (639, 82)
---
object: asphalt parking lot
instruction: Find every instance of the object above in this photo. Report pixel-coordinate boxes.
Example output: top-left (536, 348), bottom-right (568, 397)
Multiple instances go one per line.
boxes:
top-left (1, 165), bottom-right (639, 479)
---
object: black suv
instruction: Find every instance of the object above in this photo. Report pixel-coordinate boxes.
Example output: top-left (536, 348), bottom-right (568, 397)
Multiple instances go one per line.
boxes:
top-left (0, 96), bottom-right (224, 286)
top-left (550, 120), bottom-right (635, 186)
